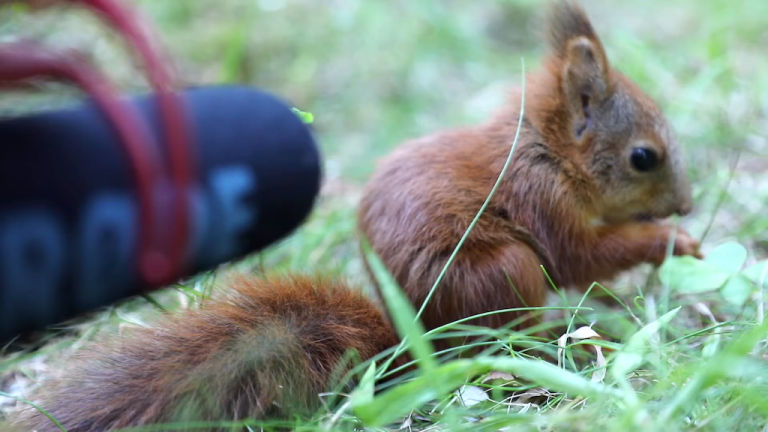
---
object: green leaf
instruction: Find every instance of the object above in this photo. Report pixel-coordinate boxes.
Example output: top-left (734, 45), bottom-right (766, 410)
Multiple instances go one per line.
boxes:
top-left (612, 307), bottom-right (681, 379)
top-left (474, 357), bottom-right (620, 399)
top-left (627, 306), bottom-right (681, 351)
top-left (611, 352), bottom-right (644, 380)
top-left (350, 362), bottom-right (377, 409)
top-left (291, 107), bottom-right (315, 124)
top-left (743, 260), bottom-right (768, 286)
top-left (701, 333), bottom-right (721, 358)
top-left (353, 360), bottom-right (475, 426)
top-left (659, 256), bottom-right (729, 294)
top-left (719, 275), bottom-right (754, 306)
top-left (360, 239), bottom-right (436, 372)
top-left (704, 241), bottom-right (748, 274)
top-left (354, 357), bottom-right (623, 427)
top-left (660, 317), bottom-right (768, 422)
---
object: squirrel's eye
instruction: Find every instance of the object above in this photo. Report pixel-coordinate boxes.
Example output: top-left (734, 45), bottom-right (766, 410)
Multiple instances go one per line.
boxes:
top-left (630, 148), bottom-right (658, 172)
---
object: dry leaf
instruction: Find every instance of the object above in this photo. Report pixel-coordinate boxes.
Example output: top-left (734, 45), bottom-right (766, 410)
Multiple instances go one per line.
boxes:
top-left (693, 302), bottom-right (717, 323)
top-left (515, 387), bottom-right (553, 404)
top-left (558, 325), bottom-right (602, 367)
top-left (591, 345), bottom-right (606, 382)
top-left (458, 385), bottom-right (489, 407)
top-left (482, 371), bottom-right (515, 383)
top-left (569, 326), bottom-right (602, 340)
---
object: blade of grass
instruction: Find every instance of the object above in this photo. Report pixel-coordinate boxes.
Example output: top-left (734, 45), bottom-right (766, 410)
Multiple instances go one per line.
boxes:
top-left (377, 57), bottom-right (529, 377)
top-left (355, 355), bottom-right (625, 427)
top-left (658, 313), bottom-right (768, 424)
top-left (361, 239), bottom-right (436, 372)
top-left (0, 391), bottom-right (67, 432)
top-left (414, 58), bottom-right (527, 321)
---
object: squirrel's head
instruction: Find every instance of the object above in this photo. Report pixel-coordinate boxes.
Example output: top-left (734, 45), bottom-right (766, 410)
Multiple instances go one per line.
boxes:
top-left (543, 0), bottom-right (692, 225)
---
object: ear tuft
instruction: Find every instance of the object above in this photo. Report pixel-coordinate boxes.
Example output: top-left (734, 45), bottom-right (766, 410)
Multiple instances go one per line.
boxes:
top-left (546, 0), bottom-right (599, 56)
top-left (546, 2), bottom-right (613, 140)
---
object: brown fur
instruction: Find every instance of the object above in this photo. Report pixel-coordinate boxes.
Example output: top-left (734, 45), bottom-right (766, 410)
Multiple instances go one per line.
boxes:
top-left (7, 274), bottom-right (401, 431)
top-left (357, 0), bottom-right (701, 352)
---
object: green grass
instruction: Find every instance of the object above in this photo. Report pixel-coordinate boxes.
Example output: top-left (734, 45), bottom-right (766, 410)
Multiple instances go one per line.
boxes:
top-left (1, 0), bottom-right (768, 431)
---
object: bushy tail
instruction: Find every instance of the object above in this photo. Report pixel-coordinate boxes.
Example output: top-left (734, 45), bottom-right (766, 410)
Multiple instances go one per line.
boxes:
top-left (7, 274), bottom-right (399, 432)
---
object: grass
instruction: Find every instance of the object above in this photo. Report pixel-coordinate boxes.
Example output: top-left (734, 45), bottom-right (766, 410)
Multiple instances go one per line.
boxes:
top-left (1, 0), bottom-right (768, 431)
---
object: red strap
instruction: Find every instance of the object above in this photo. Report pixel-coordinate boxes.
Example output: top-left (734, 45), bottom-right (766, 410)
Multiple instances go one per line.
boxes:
top-left (76, 0), bottom-right (196, 286)
top-left (0, 0), bottom-right (197, 287)
top-left (0, 43), bottom-right (168, 285)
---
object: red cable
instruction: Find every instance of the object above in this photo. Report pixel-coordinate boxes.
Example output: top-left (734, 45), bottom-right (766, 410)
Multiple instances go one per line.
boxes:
top-left (75, 0), bottom-right (196, 285)
top-left (4, 0), bottom-right (196, 287)
top-left (0, 43), bottom-right (166, 282)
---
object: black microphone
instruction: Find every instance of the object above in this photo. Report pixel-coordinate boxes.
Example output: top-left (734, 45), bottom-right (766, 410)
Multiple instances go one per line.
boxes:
top-left (0, 85), bottom-right (322, 344)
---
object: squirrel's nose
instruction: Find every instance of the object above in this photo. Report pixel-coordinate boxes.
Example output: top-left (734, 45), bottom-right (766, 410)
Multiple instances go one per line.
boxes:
top-left (677, 195), bottom-right (693, 216)
top-left (674, 170), bottom-right (693, 216)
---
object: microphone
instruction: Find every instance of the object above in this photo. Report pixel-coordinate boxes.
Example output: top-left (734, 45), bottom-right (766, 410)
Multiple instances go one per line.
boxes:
top-left (0, 85), bottom-right (322, 344)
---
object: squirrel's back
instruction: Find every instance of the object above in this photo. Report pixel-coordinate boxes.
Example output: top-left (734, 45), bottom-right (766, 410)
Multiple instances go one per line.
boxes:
top-left (7, 274), bottom-right (399, 432)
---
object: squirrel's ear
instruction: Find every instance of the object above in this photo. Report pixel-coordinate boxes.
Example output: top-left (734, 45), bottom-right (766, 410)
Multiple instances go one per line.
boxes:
top-left (547, 1), bottom-right (612, 139)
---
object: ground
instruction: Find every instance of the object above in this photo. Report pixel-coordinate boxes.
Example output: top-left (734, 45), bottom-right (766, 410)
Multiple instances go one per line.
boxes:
top-left (0, 0), bottom-right (767, 431)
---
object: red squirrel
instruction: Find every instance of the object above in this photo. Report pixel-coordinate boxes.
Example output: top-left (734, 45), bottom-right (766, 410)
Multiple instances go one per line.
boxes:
top-left (7, 2), bottom-right (700, 431)
top-left (358, 0), bottom-right (700, 351)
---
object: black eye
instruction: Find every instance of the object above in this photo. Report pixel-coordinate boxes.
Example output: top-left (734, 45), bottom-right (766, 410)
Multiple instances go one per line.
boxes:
top-left (630, 148), bottom-right (658, 172)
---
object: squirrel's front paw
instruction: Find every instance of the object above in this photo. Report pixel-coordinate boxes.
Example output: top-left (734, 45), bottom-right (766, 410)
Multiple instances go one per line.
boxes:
top-left (643, 223), bottom-right (702, 265)
top-left (670, 228), bottom-right (702, 259)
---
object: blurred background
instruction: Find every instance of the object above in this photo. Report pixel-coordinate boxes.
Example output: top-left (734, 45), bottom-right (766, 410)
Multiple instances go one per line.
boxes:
top-left (0, 0), bottom-right (766, 316)
top-left (1, 1), bottom-right (766, 178)
top-left (0, 0), bottom-right (766, 416)
top-left (0, 0), bottom-right (766, 321)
